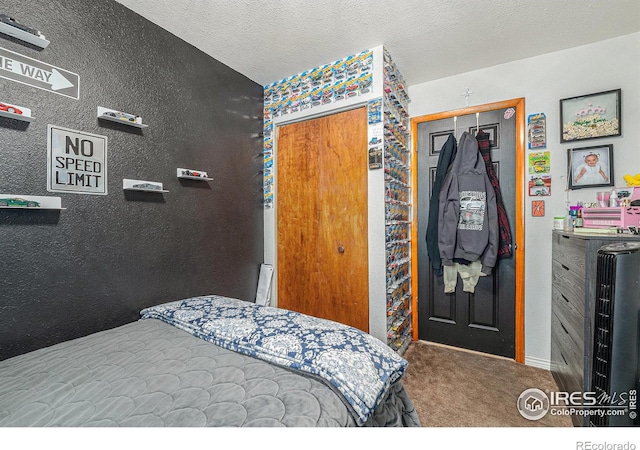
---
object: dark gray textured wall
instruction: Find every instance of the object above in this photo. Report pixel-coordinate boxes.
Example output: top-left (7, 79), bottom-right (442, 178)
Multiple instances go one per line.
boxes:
top-left (0, 1), bottom-right (264, 360)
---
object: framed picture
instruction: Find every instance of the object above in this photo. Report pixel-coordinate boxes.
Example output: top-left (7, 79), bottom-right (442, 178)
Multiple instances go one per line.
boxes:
top-left (568, 144), bottom-right (614, 190)
top-left (560, 89), bottom-right (621, 143)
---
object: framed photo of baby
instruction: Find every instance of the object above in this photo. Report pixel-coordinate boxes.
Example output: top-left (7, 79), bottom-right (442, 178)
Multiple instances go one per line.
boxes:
top-left (568, 144), bottom-right (614, 190)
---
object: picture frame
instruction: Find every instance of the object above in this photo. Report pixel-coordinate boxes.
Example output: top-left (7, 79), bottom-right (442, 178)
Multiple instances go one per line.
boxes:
top-left (560, 89), bottom-right (621, 143)
top-left (568, 144), bottom-right (614, 190)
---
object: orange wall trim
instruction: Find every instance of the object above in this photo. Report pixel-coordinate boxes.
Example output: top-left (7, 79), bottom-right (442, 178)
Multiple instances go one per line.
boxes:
top-left (410, 98), bottom-right (526, 364)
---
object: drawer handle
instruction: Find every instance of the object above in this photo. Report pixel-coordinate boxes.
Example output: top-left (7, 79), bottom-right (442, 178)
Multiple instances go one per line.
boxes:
top-left (561, 352), bottom-right (568, 365)
top-left (561, 264), bottom-right (569, 271)
top-left (562, 294), bottom-right (570, 303)
top-left (560, 322), bottom-right (569, 335)
top-left (562, 235), bottom-right (570, 239)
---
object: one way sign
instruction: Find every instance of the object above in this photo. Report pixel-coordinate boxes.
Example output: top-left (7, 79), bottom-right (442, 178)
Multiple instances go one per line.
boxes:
top-left (0, 47), bottom-right (79, 99)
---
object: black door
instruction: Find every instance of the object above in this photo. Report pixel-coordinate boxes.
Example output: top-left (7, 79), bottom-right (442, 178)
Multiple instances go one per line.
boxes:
top-left (417, 108), bottom-right (516, 358)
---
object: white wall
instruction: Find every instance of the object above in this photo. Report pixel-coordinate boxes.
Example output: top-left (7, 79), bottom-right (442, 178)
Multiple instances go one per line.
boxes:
top-left (408, 32), bottom-right (640, 367)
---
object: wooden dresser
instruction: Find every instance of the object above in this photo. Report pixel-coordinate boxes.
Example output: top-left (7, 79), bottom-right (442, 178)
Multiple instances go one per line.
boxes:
top-left (550, 230), bottom-right (640, 426)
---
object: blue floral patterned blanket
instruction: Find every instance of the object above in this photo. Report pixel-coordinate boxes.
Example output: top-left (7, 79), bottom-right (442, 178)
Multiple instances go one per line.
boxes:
top-left (140, 295), bottom-right (408, 425)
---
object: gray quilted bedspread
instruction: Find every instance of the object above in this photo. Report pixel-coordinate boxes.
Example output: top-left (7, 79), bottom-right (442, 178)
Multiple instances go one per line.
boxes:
top-left (0, 319), bottom-right (420, 427)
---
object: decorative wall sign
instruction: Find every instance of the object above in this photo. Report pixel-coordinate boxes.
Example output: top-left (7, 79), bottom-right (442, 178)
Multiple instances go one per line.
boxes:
top-left (531, 200), bottom-right (545, 217)
top-left (0, 47), bottom-right (79, 99)
top-left (47, 125), bottom-right (108, 195)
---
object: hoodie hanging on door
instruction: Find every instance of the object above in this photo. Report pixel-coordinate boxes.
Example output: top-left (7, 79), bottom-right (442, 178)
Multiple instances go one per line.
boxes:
top-left (438, 132), bottom-right (498, 280)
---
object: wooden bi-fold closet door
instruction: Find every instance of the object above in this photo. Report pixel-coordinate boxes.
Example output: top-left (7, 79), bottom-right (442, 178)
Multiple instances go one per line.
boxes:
top-left (277, 107), bottom-right (369, 332)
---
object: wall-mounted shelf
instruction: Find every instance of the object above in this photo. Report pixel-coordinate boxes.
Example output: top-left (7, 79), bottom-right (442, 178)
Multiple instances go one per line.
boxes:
top-left (0, 195), bottom-right (64, 210)
top-left (0, 17), bottom-right (50, 49)
top-left (98, 106), bottom-right (148, 128)
top-left (123, 179), bottom-right (168, 193)
top-left (177, 168), bottom-right (212, 181)
top-left (0, 102), bottom-right (34, 122)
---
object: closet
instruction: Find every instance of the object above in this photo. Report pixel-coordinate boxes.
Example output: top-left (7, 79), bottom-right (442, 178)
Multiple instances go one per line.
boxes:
top-left (265, 46), bottom-right (412, 352)
top-left (277, 107), bottom-right (369, 332)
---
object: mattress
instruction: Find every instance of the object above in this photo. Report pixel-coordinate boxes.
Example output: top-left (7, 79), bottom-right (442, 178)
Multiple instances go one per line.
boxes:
top-left (0, 310), bottom-right (420, 427)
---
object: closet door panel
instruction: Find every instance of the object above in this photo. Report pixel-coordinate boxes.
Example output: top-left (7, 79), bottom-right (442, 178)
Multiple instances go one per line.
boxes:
top-left (277, 107), bottom-right (369, 332)
top-left (277, 119), bottom-right (321, 315)
top-left (317, 108), bottom-right (369, 331)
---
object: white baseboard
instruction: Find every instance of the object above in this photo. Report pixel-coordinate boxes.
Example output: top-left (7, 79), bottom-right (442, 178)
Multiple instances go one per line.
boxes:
top-left (525, 356), bottom-right (551, 370)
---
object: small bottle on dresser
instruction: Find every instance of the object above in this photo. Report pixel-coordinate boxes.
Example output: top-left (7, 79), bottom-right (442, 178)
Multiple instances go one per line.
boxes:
top-left (575, 207), bottom-right (583, 228)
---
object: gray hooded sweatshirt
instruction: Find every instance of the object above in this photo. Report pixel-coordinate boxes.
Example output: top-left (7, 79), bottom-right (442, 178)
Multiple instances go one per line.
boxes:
top-left (438, 132), bottom-right (498, 275)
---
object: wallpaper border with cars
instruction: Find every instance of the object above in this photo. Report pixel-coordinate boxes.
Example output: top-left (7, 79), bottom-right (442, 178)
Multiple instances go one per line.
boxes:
top-left (262, 49), bottom-right (375, 208)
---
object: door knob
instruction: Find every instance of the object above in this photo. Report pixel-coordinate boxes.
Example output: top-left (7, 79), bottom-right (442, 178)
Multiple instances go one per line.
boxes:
top-left (337, 245), bottom-right (345, 254)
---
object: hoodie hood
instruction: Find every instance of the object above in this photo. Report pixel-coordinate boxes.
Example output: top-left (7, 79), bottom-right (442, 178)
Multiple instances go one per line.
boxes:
top-left (450, 132), bottom-right (485, 175)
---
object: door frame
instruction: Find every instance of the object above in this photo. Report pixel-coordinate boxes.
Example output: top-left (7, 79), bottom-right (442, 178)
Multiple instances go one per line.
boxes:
top-left (410, 98), bottom-right (526, 363)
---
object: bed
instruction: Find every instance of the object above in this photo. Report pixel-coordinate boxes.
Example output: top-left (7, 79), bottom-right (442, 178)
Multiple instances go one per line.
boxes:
top-left (0, 295), bottom-right (420, 427)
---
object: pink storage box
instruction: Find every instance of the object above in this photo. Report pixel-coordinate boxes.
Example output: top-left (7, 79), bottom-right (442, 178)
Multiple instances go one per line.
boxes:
top-left (582, 207), bottom-right (640, 228)
top-left (582, 186), bottom-right (640, 228)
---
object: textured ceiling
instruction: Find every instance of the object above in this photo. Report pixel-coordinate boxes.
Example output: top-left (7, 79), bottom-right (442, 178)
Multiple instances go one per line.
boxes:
top-left (115, 0), bottom-right (640, 87)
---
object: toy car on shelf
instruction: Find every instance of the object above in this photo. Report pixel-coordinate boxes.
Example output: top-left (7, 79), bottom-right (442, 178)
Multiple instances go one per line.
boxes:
top-left (0, 103), bottom-right (23, 115)
top-left (131, 183), bottom-right (162, 191)
top-left (0, 14), bottom-right (46, 39)
top-left (103, 110), bottom-right (141, 124)
top-left (181, 169), bottom-right (205, 178)
top-left (0, 197), bottom-right (40, 207)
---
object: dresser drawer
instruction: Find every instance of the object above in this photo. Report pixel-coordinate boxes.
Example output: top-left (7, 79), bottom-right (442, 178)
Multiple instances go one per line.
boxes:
top-left (552, 291), bottom-right (584, 353)
top-left (552, 233), bottom-right (586, 278)
top-left (551, 335), bottom-right (582, 394)
top-left (551, 260), bottom-right (585, 312)
top-left (551, 311), bottom-right (584, 375)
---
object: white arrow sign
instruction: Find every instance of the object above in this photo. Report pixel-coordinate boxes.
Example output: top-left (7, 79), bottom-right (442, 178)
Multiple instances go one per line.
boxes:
top-left (0, 47), bottom-right (79, 99)
top-left (50, 68), bottom-right (74, 91)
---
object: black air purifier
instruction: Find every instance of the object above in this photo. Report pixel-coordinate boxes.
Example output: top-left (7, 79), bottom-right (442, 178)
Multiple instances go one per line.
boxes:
top-left (589, 242), bottom-right (640, 427)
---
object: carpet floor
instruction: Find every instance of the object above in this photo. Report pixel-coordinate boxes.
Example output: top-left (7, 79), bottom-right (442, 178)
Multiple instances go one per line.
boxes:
top-left (401, 340), bottom-right (574, 427)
